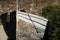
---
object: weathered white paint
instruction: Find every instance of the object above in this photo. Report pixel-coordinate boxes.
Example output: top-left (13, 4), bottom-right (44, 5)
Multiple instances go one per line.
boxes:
top-left (17, 11), bottom-right (48, 38)
top-left (17, 11), bottom-right (48, 30)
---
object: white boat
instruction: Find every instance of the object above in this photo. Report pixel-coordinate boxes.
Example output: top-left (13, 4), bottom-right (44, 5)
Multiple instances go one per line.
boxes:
top-left (17, 11), bottom-right (48, 32)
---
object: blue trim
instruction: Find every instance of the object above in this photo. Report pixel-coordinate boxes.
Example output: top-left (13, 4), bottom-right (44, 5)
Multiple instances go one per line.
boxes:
top-left (33, 20), bottom-right (46, 26)
top-left (19, 15), bottom-right (46, 26)
top-left (36, 29), bottom-right (42, 33)
top-left (18, 13), bottom-right (48, 22)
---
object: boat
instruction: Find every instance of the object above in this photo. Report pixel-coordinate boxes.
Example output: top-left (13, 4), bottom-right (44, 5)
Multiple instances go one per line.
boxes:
top-left (17, 11), bottom-right (48, 33)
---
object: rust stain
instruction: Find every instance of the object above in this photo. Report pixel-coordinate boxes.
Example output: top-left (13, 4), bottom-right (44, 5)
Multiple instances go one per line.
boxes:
top-left (18, 19), bottom-right (25, 27)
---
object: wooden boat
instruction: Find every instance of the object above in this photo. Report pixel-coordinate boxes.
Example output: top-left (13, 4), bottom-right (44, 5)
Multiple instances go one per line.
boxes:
top-left (17, 11), bottom-right (48, 32)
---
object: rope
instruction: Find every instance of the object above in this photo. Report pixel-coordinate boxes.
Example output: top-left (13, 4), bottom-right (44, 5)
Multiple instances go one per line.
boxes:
top-left (27, 13), bottom-right (38, 33)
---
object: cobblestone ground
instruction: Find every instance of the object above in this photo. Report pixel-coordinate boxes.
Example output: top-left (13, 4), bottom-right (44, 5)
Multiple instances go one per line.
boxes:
top-left (0, 25), bottom-right (8, 40)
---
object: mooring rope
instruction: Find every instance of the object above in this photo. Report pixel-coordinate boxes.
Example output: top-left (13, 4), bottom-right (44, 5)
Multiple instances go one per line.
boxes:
top-left (27, 13), bottom-right (39, 33)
